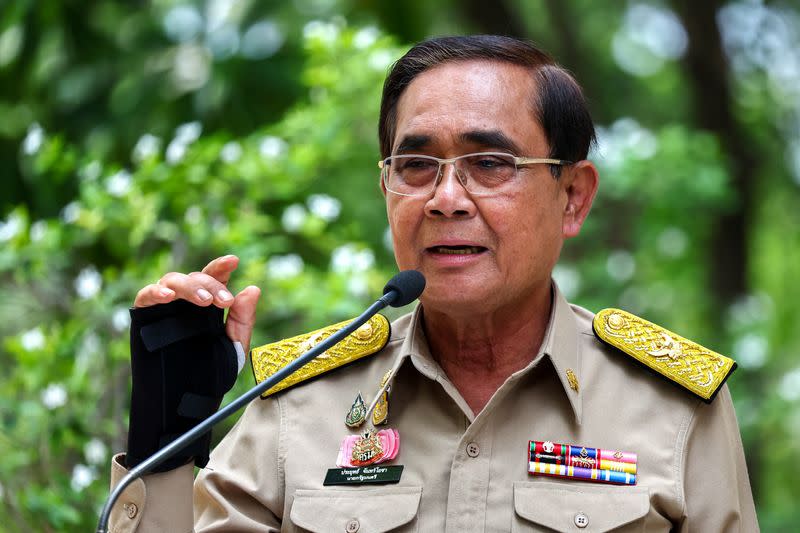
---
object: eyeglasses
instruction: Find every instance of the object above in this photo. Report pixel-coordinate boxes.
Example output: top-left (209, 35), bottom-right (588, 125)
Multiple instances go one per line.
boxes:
top-left (378, 152), bottom-right (571, 197)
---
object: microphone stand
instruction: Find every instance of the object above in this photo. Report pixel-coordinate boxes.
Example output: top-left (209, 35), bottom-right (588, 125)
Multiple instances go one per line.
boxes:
top-left (96, 290), bottom-right (401, 532)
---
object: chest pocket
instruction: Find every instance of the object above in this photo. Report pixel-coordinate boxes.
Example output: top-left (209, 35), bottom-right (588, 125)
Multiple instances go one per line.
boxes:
top-left (290, 486), bottom-right (422, 533)
top-left (512, 481), bottom-right (649, 532)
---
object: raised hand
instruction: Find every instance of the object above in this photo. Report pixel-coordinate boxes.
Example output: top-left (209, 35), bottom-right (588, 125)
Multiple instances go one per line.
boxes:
top-left (133, 255), bottom-right (261, 351)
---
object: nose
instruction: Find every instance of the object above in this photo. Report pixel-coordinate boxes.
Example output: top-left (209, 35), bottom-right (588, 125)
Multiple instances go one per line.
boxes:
top-left (424, 162), bottom-right (477, 218)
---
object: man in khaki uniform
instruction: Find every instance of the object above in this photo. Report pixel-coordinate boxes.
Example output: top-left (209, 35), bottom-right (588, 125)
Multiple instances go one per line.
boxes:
top-left (110, 35), bottom-right (758, 532)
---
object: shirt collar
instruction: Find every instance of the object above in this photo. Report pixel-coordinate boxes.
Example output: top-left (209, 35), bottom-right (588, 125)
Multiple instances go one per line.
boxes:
top-left (384, 281), bottom-right (583, 424)
top-left (539, 282), bottom-right (583, 425)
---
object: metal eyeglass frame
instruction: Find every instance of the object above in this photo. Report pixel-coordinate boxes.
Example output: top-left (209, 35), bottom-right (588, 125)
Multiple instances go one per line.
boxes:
top-left (377, 151), bottom-right (572, 197)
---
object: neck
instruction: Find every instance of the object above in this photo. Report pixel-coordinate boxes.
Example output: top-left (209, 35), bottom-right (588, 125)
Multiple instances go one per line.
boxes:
top-left (421, 284), bottom-right (553, 415)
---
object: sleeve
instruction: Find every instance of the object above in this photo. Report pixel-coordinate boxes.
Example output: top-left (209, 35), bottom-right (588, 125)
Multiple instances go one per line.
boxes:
top-left (192, 394), bottom-right (286, 532)
top-left (108, 394), bottom-right (285, 532)
top-left (678, 385), bottom-right (759, 532)
top-left (108, 454), bottom-right (195, 533)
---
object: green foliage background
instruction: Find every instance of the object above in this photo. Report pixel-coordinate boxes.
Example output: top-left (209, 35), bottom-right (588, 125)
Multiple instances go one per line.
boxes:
top-left (1, 1), bottom-right (799, 530)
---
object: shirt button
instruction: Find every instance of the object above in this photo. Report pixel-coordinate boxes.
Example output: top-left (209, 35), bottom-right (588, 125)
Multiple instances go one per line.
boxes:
top-left (123, 502), bottom-right (138, 519)
top-left (574, 512), bottom-right (589, 528)
top-left (345, 518), bottom-right (360, 532)
top-left (466, 442), bottom-right (480, 457)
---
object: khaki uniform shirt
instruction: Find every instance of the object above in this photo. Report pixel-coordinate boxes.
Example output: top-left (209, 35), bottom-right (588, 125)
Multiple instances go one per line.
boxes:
top-left (110, 286), bottom-right (758, 532)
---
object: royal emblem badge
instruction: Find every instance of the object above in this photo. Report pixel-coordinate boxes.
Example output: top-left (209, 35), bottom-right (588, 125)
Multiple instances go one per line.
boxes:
top-left (336, 429), bottom-right (400, 468)
top-left (345, 392), bottom-right (367, 427)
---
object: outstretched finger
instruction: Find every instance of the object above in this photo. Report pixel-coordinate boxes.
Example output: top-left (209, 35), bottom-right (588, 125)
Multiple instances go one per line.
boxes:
top-left (201, 255), bottom-right (239, 285)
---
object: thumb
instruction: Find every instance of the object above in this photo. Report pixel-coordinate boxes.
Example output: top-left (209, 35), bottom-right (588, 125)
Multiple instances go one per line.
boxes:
top-left (225, 285), bottom-right (261, 353)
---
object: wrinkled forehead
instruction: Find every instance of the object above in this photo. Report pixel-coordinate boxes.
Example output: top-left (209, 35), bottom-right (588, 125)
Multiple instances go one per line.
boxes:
top-left (392, 60), bottom-right (544, 155)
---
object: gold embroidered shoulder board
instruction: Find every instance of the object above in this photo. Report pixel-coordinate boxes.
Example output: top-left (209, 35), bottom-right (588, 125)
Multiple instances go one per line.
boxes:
top-left (250, 314), bottom-right (391, 398)
top-left (593, 308), bottom-right (737, 403)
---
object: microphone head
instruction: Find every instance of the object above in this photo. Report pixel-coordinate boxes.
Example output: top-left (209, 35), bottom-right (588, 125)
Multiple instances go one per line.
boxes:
top-left (382, 270), bottom-right (426, 307)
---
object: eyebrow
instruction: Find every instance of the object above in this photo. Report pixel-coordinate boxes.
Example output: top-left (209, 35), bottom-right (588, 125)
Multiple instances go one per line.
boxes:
top-left (392, 130), bottom-right (524, 156)
top-left (459, 130), bottom-right (523, 155)
top-left (394, 134), bottom-right (431, 154)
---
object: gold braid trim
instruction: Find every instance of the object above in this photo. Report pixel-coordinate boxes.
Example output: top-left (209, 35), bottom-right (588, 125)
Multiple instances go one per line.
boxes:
top-left (250, 314), bottom-right (391, 398)
top-left (593, 308), bottom-right (737, 403)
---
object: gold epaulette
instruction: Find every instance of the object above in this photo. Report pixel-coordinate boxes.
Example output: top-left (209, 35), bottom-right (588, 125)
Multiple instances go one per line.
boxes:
top-left (250, 314), bottom-right (391, 398)
top-left (593, 309), bottom-right (737, 403)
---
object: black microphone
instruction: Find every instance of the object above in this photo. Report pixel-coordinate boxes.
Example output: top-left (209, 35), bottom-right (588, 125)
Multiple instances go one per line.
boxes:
top-left (96, 270), bottom-right (425, 532)
top-left (380, 269), bottom-right (426, 307)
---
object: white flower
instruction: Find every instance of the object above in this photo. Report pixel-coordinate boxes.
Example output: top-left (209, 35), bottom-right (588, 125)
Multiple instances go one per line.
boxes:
top-left (75, 266), bottom-right (102, 299)
top-left (21, 327), bottom-right (45, 351)
top-left (611, 4), bottom-right (687, 77)
top-left (70, 464), bottom-right (96, 492)
top-left (61, 202), bottom-right (81, 224)
top-left (368, 50), bottom-right (393, 70)
top-left (347, 276), bottom-right (368, 298)
top-left (132, 134), bottom-right (161, 162)
top-left (331, 244), bottom-right (374, 274)
top-left (220, 141), bottom-right (242, 163)
top-left (80, 160), bottom-right (102, 181)
top-left (206, 24), bottom-right (240, 59)
top-left (163, 4), bottom-right (203, 43)
top-left (307, 194), bottom-right (341, 222)
top-left (606, 250), bottom-right (636, 282)
top-left (22, 123), bottom-right (44, 155)
top-left (166, 139), bottom-right (187, 165)
top-left (172, 44), bottom-right (211, 91)
top-left (595, 118), bottom-right (659, 169)
top-left (175, 121), bottom-right (202, 144)
top-left (112, 308), bottom-right (131, 332)
top-left (241, 20), bottom-right (285, 59)
top-left (259, 136), bottom-right (287, 159)
top-left (166, 121), bottom-right (203, 164)
top-left (0, 212), bottom-right (22, 242)
top-left (352, 249), bottom-right (374, 272)
top-left (779, 367), bottom-right (800, 402)
top-left (106, 169), bottom-right (132, 197)
top-left (29, 220), bottom-right (47, 242)
top-left (733, 334), bottom-right (768, 369)
top-left (353, 27), bottom-right (379, 49)
top-left (303, 20), bottom-right (339, 46)
top-left (281, 204), bottom-right (307, 233)
top-left (266, 254), bottom-right (304, 280)
top-left (42, 383), bottom-right (67, 409)
top-left (84, 438), bottom-right (108, 465)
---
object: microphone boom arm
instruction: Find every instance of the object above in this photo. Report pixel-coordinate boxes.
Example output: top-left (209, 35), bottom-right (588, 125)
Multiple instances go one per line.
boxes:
top-left (97, 290), bottom-right (401, 532)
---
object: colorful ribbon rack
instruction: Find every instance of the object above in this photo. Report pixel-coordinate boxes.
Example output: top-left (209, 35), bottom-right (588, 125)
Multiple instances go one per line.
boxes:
top-left (528, 440), bottom-right (637, 485)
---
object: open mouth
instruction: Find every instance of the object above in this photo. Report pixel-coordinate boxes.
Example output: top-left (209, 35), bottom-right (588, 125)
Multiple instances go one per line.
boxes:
top-left (428, 245), bottom-right (487, 255)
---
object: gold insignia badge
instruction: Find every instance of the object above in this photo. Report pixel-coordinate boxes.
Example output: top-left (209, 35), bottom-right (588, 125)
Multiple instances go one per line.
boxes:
top-left (566, 368), bottom-right (579, 392)
top-left (251, 314), bottom-right (391, 398)
top-left (371, 370), bottom-right (392, 425)
top-left (345, 392), bottom-right (367, 427)
top-left (593, 308), bottom-right (737, 403)
top-left (372, 391), bottom-right (389, 425)
top-left (351, 431), bottom-right (385, 467)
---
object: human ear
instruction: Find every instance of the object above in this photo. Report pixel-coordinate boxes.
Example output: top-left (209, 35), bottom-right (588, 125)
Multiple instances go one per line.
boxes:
top-left (561, 160), bottom-right (599, 239)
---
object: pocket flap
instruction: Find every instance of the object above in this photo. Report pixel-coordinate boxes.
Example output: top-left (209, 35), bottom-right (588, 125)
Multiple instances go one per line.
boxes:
top-left (290, 486), bottom-right (422, 533)
top-left (514, 481), bottom-right (649, 532)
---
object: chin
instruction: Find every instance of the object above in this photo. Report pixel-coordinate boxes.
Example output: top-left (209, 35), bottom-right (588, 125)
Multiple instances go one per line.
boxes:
top-left (419, 276), bottom-right (495, 310)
